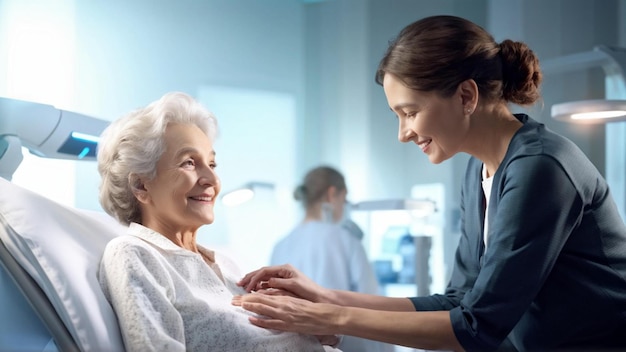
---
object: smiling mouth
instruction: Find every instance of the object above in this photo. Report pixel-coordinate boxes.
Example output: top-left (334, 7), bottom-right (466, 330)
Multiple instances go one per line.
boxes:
top-left (189, 196), bottom-right (213, 202)
top-left (417, 139), bottom-right (432, 151)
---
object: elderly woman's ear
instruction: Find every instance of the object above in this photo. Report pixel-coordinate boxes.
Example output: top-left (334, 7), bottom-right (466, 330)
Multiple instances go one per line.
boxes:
top-left (129, 173), bottom-right (149, 204)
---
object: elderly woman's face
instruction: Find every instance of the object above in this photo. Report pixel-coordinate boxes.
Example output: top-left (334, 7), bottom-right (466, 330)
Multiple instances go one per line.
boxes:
top-left (141, 123), bottom-right (220, 231)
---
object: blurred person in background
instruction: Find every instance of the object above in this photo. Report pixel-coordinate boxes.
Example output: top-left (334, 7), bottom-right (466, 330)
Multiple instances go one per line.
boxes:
top-left (270, 165), bottom-right (394, 352)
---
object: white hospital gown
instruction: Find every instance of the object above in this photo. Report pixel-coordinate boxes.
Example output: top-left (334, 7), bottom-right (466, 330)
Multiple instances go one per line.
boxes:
top-left (99, 223), bottom-right (334, 352)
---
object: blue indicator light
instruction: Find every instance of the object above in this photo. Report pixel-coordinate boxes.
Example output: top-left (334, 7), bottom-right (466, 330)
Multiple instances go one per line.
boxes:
top-left (58, 132), bottom-right (98, 158)
top-left (77, 147), bottom-right (90, 159)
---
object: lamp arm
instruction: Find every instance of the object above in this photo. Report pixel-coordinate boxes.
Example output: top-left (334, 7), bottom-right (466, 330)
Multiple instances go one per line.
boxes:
top-left (0, 97), bottom-right (110, 180)
top-left (596, 46), bottom-right (626, 81)
top-left (0, 135), bottom-right (23, 181)
top-left (541, 46), bottom-right (626, 93)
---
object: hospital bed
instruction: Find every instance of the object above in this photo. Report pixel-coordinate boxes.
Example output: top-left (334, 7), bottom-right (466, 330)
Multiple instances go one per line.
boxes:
top-left (0, 178), bottom-right (127, 351)
top-left (0, 97), bottom-right (125, 351)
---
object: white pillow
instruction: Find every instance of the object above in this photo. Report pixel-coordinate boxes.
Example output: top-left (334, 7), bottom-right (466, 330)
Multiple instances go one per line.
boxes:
top-left (0, 177), bottom-right (126, 352)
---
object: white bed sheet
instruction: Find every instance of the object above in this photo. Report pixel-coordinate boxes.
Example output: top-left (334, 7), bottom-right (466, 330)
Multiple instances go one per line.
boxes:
top-left (0, 177), bottom-right (126, 351)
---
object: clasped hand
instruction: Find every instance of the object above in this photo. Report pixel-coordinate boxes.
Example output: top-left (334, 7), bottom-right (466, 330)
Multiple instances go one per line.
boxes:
top-left (232, 264), bottom-right (341, 341)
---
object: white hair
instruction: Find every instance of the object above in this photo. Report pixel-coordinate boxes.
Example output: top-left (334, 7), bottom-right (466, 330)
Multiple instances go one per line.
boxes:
top-left (97, 92), bottom-right (218, 225)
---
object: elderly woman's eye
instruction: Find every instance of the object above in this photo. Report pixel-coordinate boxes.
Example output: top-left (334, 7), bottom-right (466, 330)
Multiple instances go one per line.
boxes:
top-left (182, 159), bottom-right (195, 167)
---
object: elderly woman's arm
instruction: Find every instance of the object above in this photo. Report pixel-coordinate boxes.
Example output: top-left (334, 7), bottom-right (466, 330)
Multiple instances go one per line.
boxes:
top-left (99, 237), bottom-right (186, 352)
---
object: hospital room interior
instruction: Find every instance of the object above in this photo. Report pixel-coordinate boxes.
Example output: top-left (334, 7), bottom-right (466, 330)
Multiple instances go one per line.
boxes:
top-left (1, 0), bottom-right (626, 351)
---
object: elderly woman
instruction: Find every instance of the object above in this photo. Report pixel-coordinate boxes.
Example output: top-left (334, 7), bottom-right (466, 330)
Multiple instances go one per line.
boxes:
top-left (97, 92), bottom-right (338, 352)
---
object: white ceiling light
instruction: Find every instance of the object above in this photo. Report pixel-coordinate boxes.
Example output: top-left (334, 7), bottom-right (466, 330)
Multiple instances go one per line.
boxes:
top-left (543, 45), bottom-right (626, 124)
top-left (350, 198), bottom-right (437, 218)
top-left (551, 99), bottom-right (626, 123)
top-left (221, 182), bottom-right (275, 207)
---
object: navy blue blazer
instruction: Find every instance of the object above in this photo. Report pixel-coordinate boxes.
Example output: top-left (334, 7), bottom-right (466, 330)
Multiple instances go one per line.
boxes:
top-left (409, 114), bottom-right (626, 351)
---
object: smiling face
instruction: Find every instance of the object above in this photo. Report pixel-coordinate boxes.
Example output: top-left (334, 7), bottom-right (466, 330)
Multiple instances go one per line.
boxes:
top-left (383, 73), bottom-right (471, 164)
top-left (138, 123), bottom-right (220, 235)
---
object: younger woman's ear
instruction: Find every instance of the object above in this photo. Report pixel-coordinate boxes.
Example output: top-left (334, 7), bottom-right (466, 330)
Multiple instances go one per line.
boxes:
top-left (457, 79), bottom-right (479, 111)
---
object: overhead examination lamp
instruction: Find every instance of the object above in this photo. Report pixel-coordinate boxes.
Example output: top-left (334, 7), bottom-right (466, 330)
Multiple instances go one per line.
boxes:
top-left (551, 99), bottom-right (626, 123)
top-left (542, 45), bottom-right (626, 220)
top-left (221, 181), bottom-right (275, 207)
top-left (542, 45), bottom-right (626, 123)
top-left (0, 97), bottom-right (110, 180)
top-left (350, 198), bottom-right (437, 218)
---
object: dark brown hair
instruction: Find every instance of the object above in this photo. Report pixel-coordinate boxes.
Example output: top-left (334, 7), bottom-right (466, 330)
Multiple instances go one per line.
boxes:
top-left (294, 166), bottom-right (346, 209)
top-left (375, 15), bottom-right (542, 106)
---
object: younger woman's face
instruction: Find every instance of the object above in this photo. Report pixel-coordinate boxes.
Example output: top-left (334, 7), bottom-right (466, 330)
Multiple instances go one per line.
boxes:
top-left (382, 73), bottom-right (470, 164)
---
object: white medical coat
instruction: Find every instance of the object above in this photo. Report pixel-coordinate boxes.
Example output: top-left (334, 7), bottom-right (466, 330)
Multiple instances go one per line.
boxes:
top-left (271, 221), bottom-right (394, 352)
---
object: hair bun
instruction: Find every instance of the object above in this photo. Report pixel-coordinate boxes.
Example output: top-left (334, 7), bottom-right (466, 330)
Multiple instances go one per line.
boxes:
top-left (293, 185), bottom-right (307, 201)
top-left (499, 39), bottom-right (542, 105)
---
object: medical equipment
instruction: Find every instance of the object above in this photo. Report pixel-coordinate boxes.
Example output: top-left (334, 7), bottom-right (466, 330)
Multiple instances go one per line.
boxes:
top-left (350, 197), bottom-right (440, 297)
top-left (0, 97), bottom-right (109, 180)
top-left (0, 97), bottom-right (123, 351)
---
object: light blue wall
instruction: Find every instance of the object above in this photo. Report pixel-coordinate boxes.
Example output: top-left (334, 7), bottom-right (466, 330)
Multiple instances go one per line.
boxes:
top-left (71, 0), bottom-right (306, 120)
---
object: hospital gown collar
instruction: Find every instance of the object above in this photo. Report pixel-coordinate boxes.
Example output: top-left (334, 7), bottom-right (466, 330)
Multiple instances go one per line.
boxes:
top-left (127, 222), bottom-right (212, 258)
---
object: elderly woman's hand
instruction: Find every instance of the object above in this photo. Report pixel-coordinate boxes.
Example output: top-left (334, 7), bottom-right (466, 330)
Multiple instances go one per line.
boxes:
top-left (236, 264), bottom-right (327, 303)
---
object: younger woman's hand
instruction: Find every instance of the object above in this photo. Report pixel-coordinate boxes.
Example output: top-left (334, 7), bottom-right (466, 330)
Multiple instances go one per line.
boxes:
top-left (232, 293), bottom-right (341, 336)
top-left (237, 264), bottom-right (326, 303)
